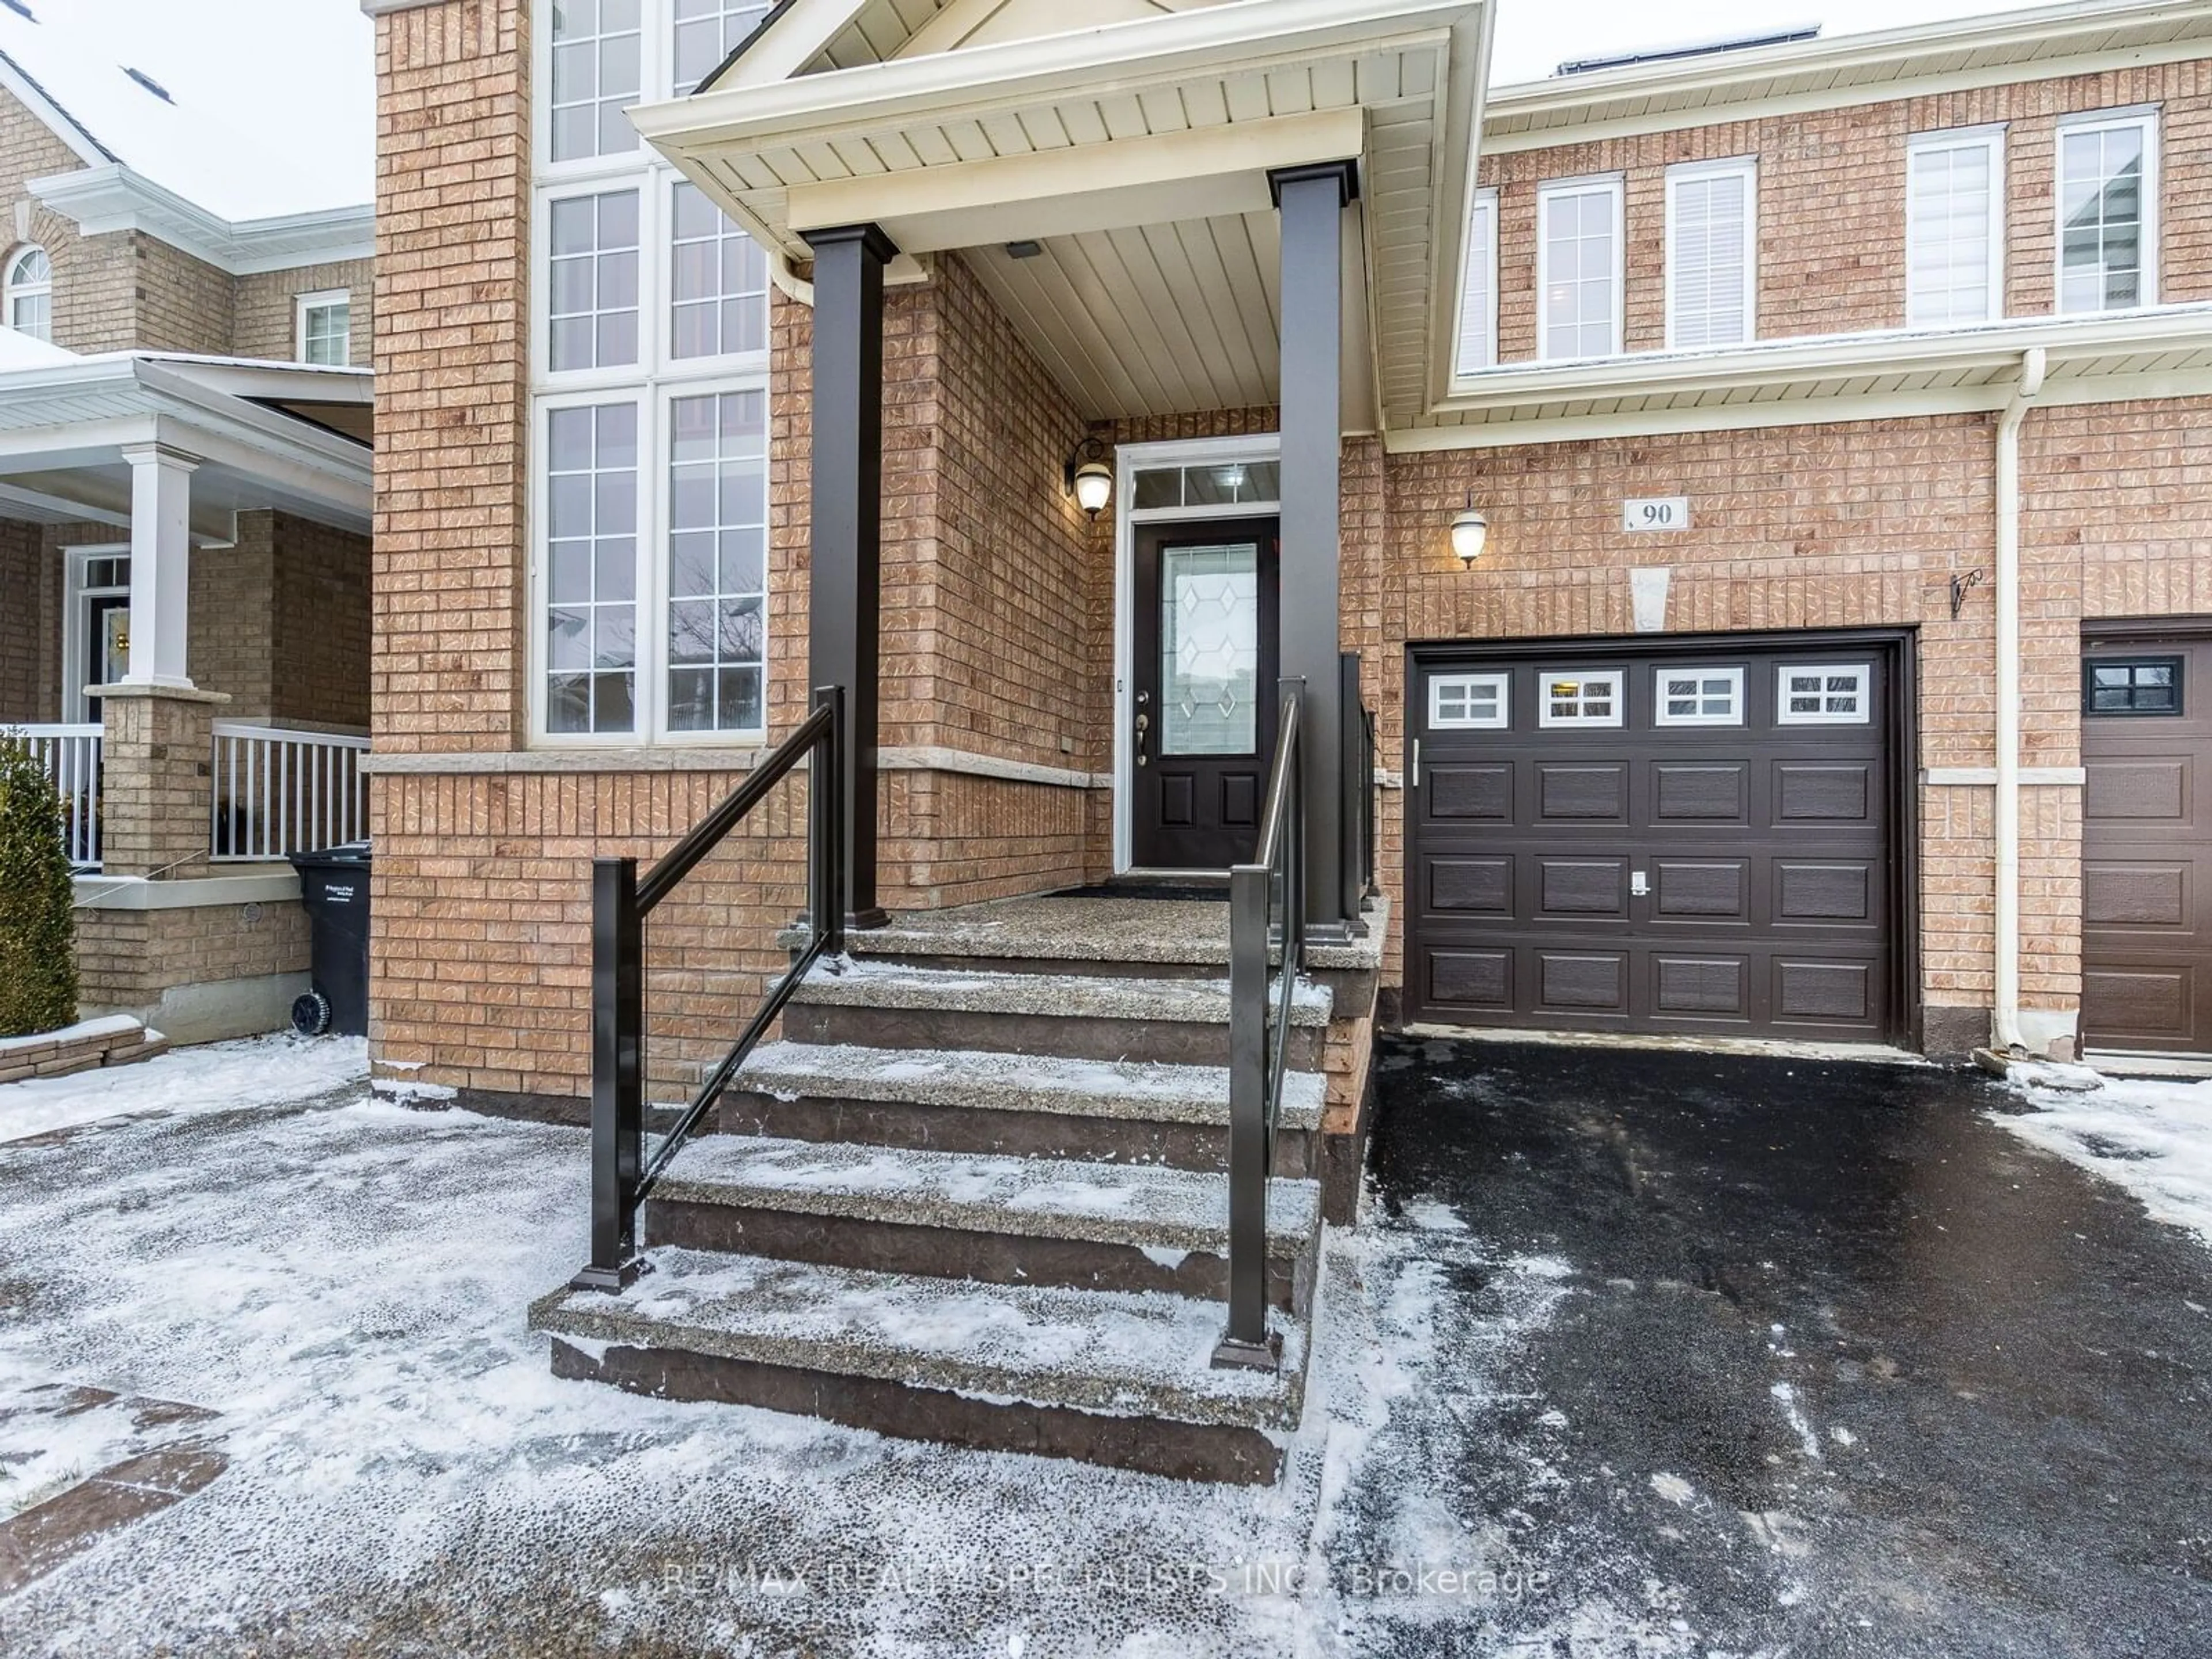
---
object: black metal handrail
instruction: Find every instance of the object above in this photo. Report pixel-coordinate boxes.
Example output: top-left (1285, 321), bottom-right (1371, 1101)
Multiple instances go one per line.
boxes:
top-left (574, 685), bottom-right (846, 1291)
top-left (1340, 650), bottom-right (1377, 917)
top-left (1214, 679), bottom-right (1304, 1370)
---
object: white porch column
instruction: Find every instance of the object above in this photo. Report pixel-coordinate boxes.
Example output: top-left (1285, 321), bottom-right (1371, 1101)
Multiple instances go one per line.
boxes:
top-left (119, 443), bottom-right (199, 689)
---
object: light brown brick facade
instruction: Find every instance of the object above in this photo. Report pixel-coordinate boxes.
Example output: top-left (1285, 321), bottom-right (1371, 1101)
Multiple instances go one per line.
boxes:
top-left (1483, 60), bottom-right (2212, 359)
top-left (362, 5), bottom-right (2212, 1097)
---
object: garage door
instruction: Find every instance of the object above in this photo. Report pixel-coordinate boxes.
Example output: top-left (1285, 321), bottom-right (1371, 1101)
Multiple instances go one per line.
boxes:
top-left (1407, 639), bottom-right (1902, 1040)
top-left (2082, 632), bottom-right (2212, 1054)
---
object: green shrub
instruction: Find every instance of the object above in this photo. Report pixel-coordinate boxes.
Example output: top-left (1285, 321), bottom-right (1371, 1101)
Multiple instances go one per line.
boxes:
top-left (0, 736), bottom-right (78, 1039)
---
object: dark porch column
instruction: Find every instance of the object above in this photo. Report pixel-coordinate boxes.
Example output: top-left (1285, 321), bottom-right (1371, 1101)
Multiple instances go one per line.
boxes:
top-left (1271, 161), bottom-right (1358, 942)
top-left (801, 223), bottom-right (896, 929)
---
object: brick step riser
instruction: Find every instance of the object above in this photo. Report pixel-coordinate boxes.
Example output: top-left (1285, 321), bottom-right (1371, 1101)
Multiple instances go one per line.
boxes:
top-left (550, 1338), bottom-right (1285, 1485)
top-left (785, 1004), bottom-right (1325, 1070)
top-left (644, 1198), bottom-right (1313, 1315)
top-left (704, 1088), bottom-right (1319, 1177)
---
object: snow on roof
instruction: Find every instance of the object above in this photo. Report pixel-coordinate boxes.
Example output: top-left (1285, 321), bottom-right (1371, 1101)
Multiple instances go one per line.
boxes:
top-left (0, 320), bottom-right (74, 369)
top-left (0, 0), bottom-right (371, 222)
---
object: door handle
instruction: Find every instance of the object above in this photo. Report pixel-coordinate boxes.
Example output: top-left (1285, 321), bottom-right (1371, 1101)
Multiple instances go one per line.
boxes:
top-left (1411, 737), bottom-right (1420, 788)
top-left (1135, 711), bottom-right (1149, 768)
top-left (1631, 870), bottom-right (1650, 897)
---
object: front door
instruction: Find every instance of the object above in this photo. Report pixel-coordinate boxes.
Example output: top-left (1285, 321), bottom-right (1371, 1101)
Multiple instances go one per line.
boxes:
top-left (1131, 517), bottom-right (1279, 870)
top-left (87, 598), bottom-right (128, 704)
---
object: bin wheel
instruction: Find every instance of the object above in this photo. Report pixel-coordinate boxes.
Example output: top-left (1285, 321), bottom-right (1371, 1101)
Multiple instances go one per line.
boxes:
top-left (291, 990), bottom-right (333, 1037)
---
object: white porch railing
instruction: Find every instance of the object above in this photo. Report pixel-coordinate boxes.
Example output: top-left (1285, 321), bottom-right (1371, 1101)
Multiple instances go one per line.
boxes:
top-left (210, 724), bottom-right (369, 862)
top-left (14, 724), bottom-right (102, 869)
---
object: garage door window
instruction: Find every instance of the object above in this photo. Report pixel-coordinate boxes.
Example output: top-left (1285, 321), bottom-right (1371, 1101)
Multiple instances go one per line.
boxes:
top-left (2085, 656), bottom-right (2181, 715)
top-left (1778, 664), bottom-right (1870, 725)
top-left (1656, 666), bottom-right (1744, 726)
top-left (1430, 672), bottom-right (1509, 729)
top-left (1539, 670), bottom-right (1623, 728)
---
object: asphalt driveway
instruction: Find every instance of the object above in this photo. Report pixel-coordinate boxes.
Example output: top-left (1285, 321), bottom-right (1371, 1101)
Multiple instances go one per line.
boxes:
top-left (1353, 1036), bottom-right (2212, 1657)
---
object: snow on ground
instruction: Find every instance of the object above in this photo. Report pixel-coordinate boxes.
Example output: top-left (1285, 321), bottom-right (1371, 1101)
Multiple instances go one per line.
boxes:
top-left (0, 1032), bottom-right (365, 1145)
top-left (0, 1063), bottom-right (1608, 1656)
top-left (1996, 1069), bottom-right (2212, 1248)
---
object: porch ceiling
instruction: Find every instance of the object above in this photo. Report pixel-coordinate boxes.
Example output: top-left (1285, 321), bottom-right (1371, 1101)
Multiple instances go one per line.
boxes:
top-left (631, 0), bottom-right (1493, 431)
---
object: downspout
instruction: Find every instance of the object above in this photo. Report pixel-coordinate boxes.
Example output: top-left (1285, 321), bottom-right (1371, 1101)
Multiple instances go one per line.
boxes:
top-left (1993, 346), bottom-right (2046, 1053)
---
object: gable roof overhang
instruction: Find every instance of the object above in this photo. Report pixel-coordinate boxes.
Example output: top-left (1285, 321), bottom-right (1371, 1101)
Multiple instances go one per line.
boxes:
top-left (1482, 0), bottom-right (2212, 153)
top-left (1393, 305), bottom-right (2212, 452)
top-left (0, 353), bottom-right (372, 537)
top-left (630, 0), bottom-right (1493, 433)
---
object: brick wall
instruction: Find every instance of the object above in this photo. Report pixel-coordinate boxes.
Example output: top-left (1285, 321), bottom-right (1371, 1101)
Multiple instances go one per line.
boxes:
top-left (0, 517), bottom-right (44, 723)
top-left (1482, 59), bottom-right (2212, 359)
top-left (234, 259), bottom-right (377, 365)
top-left (77, 899), bottom-right (308, 1012)
top-left (1357, 399), bottom-right (2212, 1037)
top-left (372, 0), bottom-right (531, 755)
top-left (272, 514), bottom-right (373, 730)
top-left (190, 513), bottom-right (276, 720)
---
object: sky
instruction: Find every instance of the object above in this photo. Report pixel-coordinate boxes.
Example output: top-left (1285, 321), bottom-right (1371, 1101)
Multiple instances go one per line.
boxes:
top-left (1489, 0), bottom-right (2055, 84)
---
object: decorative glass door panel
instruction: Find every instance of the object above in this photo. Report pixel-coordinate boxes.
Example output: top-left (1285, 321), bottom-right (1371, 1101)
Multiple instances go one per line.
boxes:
top-left (1160, 541), bottom-right (1259, 757)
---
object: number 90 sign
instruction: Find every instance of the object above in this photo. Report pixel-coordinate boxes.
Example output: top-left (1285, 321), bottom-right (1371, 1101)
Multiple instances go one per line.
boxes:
top-left (1623, 496), bottom-right (1690, 532)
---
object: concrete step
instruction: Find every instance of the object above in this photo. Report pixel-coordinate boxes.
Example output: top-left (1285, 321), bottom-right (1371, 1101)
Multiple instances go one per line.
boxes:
top-left (647, 1134), bottom-right (1320, 1312)
top-left (712, 1041), bottom-right (1324, 1176)
top-left (779, 894), bottom-right (1388, 987)
top-left (783, 959), bottom-right (1332, 1067)
top-left (532, 1248), bottom-right (1306, 1483)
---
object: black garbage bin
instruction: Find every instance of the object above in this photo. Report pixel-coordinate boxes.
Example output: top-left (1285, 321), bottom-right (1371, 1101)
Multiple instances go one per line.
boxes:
top-left (289, 841), bottom-right (372, 1037)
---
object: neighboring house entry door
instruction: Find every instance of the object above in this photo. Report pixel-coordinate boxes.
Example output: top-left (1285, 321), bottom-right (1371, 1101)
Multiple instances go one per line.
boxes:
top-left (1131, 516), bottom-right (1280, 870)
top-left (2081, 627), bottom-right (2212, 1054)
top-left (66, 548), bottom-right (131, 720)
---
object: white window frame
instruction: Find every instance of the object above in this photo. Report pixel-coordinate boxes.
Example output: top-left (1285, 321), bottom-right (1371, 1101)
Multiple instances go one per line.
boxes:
top-left (1664, 157), bottom-right (1757, 350)
top-left (1536, 668), bottom-right (1624, 729)
top-left (529, 0), bottom-right (775, 747)
top-left (2054, 107), bottom-right (2160, 316)
top-left (1906, 126), bottom-right (2006, 329)
top-left (5, 243), bottom-right (50, 340)
top-left (1536, 173), bottom-right (1624, 362)
top-left (1654, 665), bottom-right (1745, 727)
top-left (295, 288), bottom-right (351, 366)
top-left (1455, 187), bottom-right (1499, 373)
top-left (1429, 672), bottom-right (1510, 730)
top-left (1775, 664), bottom-right (1873, 726)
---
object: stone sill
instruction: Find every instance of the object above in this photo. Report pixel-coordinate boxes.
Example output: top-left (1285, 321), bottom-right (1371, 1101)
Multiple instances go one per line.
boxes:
top-left (72, 870), bottom-right (302, 911)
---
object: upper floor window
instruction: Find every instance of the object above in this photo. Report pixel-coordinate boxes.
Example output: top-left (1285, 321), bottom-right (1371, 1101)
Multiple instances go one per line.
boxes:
top-left (6, 245), bottom-right (51, 341)
top-left (1665, 158), bottom-right (1755, 350)
top-left (550, 0), bottom-right (644, 162)
top-left (1538, 175), bottom-right (1623, 361)
top-left (672, 1), bottom-right (771, 95)
top-left (1455, 187), bottom-right (1498, 373)
top-left (297, 289), bottom-right (351, 366)
top-left (535, 3), bottom-right (777, 745)
top-left (1907, 127), bottom-right (2004, 328)
top-left (2058, 108), bottom-right (2157, 315)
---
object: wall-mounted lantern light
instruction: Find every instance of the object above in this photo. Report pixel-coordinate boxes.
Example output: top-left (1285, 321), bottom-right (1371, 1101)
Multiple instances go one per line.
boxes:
top-left (1450, 495), bottom-right (1490, 569)
top-left (1066, 435), bottom-right (1113, 520)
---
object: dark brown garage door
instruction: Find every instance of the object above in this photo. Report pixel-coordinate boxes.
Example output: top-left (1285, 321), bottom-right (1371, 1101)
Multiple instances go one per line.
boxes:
top-left (1407, 637), bottom-right (1904, 1041)
top-left (2082, 631), bottom-right (2212, 1054)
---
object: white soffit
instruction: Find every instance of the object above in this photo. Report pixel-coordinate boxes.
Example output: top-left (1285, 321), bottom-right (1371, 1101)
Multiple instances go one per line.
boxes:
top-left (633, 0), bottom-right (1493, 429)
top-left (1392, 306), bottom-right (2212, 452)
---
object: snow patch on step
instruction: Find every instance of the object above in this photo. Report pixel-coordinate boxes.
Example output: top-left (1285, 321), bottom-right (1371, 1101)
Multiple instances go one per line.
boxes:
top-left (533, 1248), bottom-right (1304, 1426)
top-left (791, 958), bottom-right (1334, 1026)
top-left (732, 1040), bottom-right (1327, 1129)
top-left (659, 1133), bottom-right (1318, 1248)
